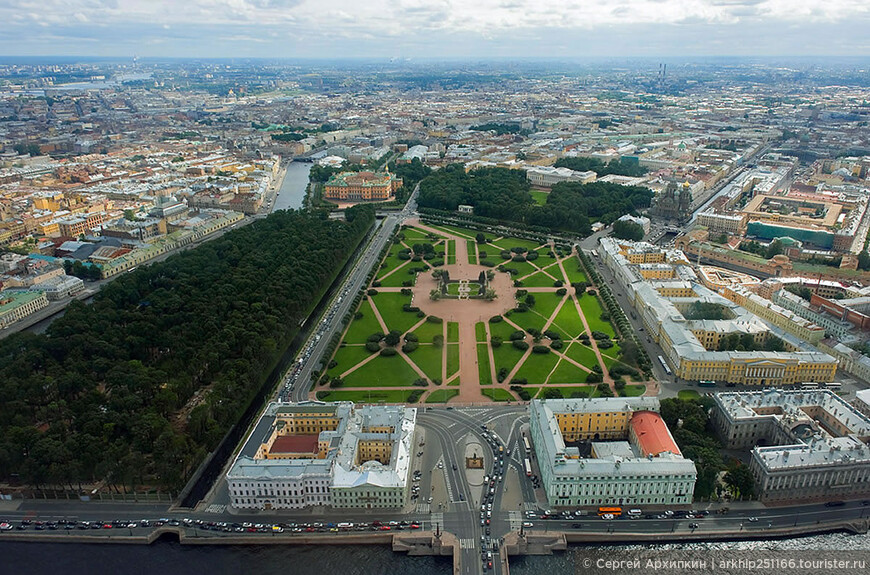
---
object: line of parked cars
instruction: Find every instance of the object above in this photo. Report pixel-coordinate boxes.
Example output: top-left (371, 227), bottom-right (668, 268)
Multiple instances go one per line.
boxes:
top-left (0, 518), bottom-right (422, 534)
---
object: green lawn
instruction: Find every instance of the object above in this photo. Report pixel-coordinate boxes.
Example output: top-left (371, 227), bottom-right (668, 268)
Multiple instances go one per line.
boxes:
top-left (475, 322), bottom-right (487, 342)
top-left (564, 258), bottom-right (589, 284)
top-left (519, 270), bottom-right (560, 288)
top-left (578, 295), bottom-right (616, 337)
top-left (377, 263), bottom-right (418, 287)
top-left (499, 237), bottom-right (545, 252)
top-left (407, 344), bottom-right (443, 382)
top-left (489, 318), bottom-right (520, 341)
top-left (518, 292), bottom-right (565, 333)
top-left (446, 344), bottom-right (460, 378)
top-left (678, 389), bottom-right (701, 400)
top-left (426, 389), bottom-right (459, 403)
top-left (413, 320), bottom-right (444, 343)
top-left (550, 298), bottom-right (586, 339)
top-left (371, 292), bottom-right (418, 334)
top-left (343, 299), bottom-right (384, 343)
top-left (400, 227), bottom-right (439, 242)
top-left (513, 350), bottom-right (560, 384)
top-left (447, 240), bottom-right (456, 264)
top-left (564, 342), bottom-right (601, 370)
top-left (466, 240), bottom-right (477, 264)
top-left (492, 343), bottom-right (526, 377)
top-left (426, 223), bottom-right (476, 239)
top-left (341, 354), bottom-right (421, 386)
top-left (503, 259), bottom-right (540, 279)
top-left (477, 344), bottom-right (493, 385)
top-left (447, 322), bottom-right (459, 343)
top-left (622, 384), bottom-right (646, 397)
top-left (316, 389), bottom-right (416, 403)
top-left (530, 190), bottom-right (549, 206)
top-left (329, 345), bottom-right (376, 377)
top-left (446, 282), bottom-right (463, 296)
top-left (482, 388), bottom-right (515, 402)
top-left (547, 358), bottom-right (590, 384)
top-left (377, 248), bottom-right (411, 280)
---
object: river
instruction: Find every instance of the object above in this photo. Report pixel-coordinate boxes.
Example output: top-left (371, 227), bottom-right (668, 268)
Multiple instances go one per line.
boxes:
top-left (3, 531), bottom-right (867, 575)
top-left (273, 161), bottom-right (312, 212)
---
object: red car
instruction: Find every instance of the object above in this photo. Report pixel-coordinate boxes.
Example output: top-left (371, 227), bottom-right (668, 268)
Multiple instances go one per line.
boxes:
top-left (410, 524), bottom-right (421, 530)
top-left (379, 526), bottom-right (391, 531)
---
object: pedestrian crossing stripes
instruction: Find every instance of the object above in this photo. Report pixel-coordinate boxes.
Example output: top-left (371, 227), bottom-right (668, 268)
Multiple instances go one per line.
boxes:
top-left (459, 538), bottom-right (476, 549)
top-left (508, 510), bottom-right (523, 530)
top-left (204, 504), bottom-right (226, 514)
top-left (415, 503), bottom-right (430, 514)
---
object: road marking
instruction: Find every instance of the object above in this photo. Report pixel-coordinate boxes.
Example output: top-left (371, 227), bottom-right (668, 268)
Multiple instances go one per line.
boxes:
top-left (460, 538), bottom-right (476, 549)
top-left (205, 504), bottom-right (226, 514)
top-left (509, 510), bottom-right (523, 530)
top-left (416, 504), bottom-right (430, 514)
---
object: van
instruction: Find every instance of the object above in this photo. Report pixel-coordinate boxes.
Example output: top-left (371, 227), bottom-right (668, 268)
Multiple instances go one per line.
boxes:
top-left (627, 509), bottom-right (642, 518)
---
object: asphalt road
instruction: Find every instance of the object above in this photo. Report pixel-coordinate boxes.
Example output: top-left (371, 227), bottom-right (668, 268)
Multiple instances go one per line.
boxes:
top-left (285, 184), bottom-right (420, 403)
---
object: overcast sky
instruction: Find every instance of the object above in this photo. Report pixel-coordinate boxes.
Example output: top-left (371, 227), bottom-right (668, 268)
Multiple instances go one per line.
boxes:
top-left (0, 0), bottom-right (867, 59)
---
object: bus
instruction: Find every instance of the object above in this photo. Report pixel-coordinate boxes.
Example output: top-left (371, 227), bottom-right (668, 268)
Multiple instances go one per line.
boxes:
top-left (598, 507), bottom-right (623, 517)
top-left (698, 380), bottom-right (716, 388)
top-left (823, 382), bottom-right (842, 391)
top-left (524, 458), bottom-right (532, 477)
top-left (658, 355), bottom-right (672, 376)
top-left (800, 382), bottom-right (819, 389)
top-left (522, 434), bottom-right (531, 453)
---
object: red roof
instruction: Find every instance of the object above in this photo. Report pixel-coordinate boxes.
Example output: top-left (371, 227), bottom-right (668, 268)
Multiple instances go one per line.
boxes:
top-left (630, 411), bottom-right (681, 457)
top-left (270, 435), bottom-right (319, 454)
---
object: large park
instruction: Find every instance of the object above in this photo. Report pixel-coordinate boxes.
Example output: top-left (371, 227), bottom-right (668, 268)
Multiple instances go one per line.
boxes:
top-left (313, 220), bottom-right (652, 404)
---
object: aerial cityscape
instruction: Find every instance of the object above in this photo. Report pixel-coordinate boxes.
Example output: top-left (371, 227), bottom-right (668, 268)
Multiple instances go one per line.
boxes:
top-left (0, 1), bottom-right (869, 574)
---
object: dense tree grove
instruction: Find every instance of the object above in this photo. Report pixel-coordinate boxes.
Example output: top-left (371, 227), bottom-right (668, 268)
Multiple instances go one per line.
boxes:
top-left (611, 219), bottom-right (645, 241)
top-left (0, 206), bottom-right (374, 491)
top-left (417, 165), bottom-right (652, 235)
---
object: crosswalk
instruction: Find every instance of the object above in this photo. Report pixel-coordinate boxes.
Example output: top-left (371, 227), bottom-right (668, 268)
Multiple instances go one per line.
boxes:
top-left (460, 538), bottom-right (476, 549)
top-left (508, 510), bottom-right (523, 530)
top-left (204, 504), bottom-right (226, 514)
top-left (415, 503), bottom-right (430, 514)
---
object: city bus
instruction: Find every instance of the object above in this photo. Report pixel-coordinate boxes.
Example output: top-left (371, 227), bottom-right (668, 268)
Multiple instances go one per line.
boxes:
top-left (524, 458), bottom-right (532, 477)
top-left (522, 434), bottom-right (531, 453)
top-left (824, 382), bottom-right (842, 391)
top-left (658, 355), bottom-right (672, 376)
top-left (597, 506), bottom-right (623, 517)
top-left (800, 382), bottom-right (819, 389)
top-left (698, 380), bottom-right (716, 388)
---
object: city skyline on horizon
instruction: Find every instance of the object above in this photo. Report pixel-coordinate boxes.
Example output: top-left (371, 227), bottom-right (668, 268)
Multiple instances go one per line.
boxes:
top-left (0, 0), bottom-right (868, 60)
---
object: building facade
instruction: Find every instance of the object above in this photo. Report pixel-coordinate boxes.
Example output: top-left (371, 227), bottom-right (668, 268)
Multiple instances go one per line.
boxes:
top-left (323, 171), bottom-right (401, 202)
top-left (711, 390), bottom-right (870, 502)
top-left (530, 398), bottom-right (696, 508)
top-left (227, 402), bottom-right (415, 511)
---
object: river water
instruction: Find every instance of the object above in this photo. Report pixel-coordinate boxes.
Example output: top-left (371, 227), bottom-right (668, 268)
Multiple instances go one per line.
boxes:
top-left (3, 532), bottom-right (867, 575)
top-left (273, 162), bottom-right (312, 212)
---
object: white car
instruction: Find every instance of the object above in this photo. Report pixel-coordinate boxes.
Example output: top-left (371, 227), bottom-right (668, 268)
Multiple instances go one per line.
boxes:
top-left (601, 514), bottom-right (615, 520)
top-left (522, 521), bottom-right (534, 528)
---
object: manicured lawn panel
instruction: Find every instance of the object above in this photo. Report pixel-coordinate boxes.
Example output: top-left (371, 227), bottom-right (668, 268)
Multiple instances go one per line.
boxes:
top-left (475, 322), bottom-right (487, 342)
top-left (447, 322), bottom-right (459, 343)
top-left (501, 236), bottom-right (545, 252)
top-left (317, 389), bottom-right (415, 403)
top-left (492, 343), bottom-right (526, 376)
top-left (482, 388), bottom-right (515, 402)
top-left (426, 389), bottom-right (459, 403)
top-left (578, 295), bottom-right (616, 337)
top-left (564, 258), bottom-right (589, 284)
top-left (503, 259), bottom-right (539, 279)
top-left (414, 320), bottom-right (445, 343)
top-left (564, 342), bottom-right (601, 370)
top-left (477, 344), bottom-right (493, 385)
top-left (467, 240), bottom-right (477, 264)
top-left (377, 249), bottom-right (410, 280)
top-left (377, 264), bottom-right (419, 288)
top-left (489, 318), bottom-right (519, 341)
top-left (510, 308), bottom-right (547, 335)
top-left (329, 345), bottom-right (376, 377)
top-left (343, 299), bottom-right (384, 343)
top-left (551, 298), bottom-right (586, 339)
top-left (547, 358), bottom-right (590, 384)
top-left (407, 344), bottom-right (444, 382)
top-left (519, 270), bottom-right (560, 288)
top-left (446, 344), bottom-right (460, 378)
top-left (530, 190), bottom-right (549, 205)
top-left (678, 389), bottom-right (701, 400)
top-left (341, 354), bottom-right (421, 387)
top-left (513, 351), bottom-right (560, 384)
top-left (622, 384), bottom-right (646, 397)
top-left (371, 292), bottom-right (418, 334)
